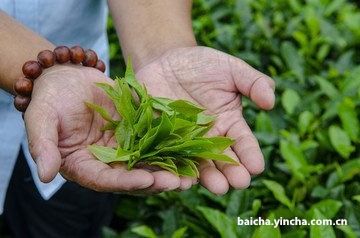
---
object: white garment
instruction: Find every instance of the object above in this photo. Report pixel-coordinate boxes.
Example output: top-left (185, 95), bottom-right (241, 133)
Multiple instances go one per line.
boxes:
top-left (0, 0), bottom-right (109, 214)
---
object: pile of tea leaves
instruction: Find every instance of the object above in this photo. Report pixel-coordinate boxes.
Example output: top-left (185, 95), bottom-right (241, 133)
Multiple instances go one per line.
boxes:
top-left (87, 62), bottom-right (237, 177)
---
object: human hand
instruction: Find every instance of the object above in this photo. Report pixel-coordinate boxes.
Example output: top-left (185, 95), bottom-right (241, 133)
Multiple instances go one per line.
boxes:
top-left (24, 65), bottom-right (190, 193)
top-left (135, 46), bottom-right (275, 195)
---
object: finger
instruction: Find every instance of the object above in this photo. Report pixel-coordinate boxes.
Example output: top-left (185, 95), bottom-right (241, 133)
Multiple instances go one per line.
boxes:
top-left (131, 170), bottom-right (181, 194)
top-left (65, 158), bottom-right (154, 192)
top-left (227, 54), bottom-right (275, 110)
top-left (179, 176), bottom-right (194, 191)
top-left (25, 103), bottom-right (61, 183)
top-left (213, 148), bottom-right (251, 189)
top-left (149, 170), bottom-right (181, 191)
top-left (143, 171), bottom-right (181, 193)
top-left (198, 159), bottom-right (229, 195)
top-left (226, 115), bottom-right (265, 175)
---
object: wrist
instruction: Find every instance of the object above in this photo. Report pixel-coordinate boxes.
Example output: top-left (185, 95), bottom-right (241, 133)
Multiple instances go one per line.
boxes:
top-left (0, 42), bottom-right (55, 94)
top-left (109, 0), bottom-right (196, 72)
top-left (14, 46), bottom-right (106, 113)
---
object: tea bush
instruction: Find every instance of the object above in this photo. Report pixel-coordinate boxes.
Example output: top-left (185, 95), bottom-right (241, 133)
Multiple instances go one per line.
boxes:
top-left (109, 0), bottom-right (360, 237)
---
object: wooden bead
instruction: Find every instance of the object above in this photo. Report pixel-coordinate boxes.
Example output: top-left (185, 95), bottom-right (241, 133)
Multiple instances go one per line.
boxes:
top-left (54, 46), bottom-right (70, 63)
top-left (94, 60), bottom-right (106, 73)
top-left (22, 61), bottom-right (42, 79)
top-left (37, 50), bottom-right (55, 68)
top-left (82, 49), bottom-right (98, 67)
top-left (14, 76), bottom-right (33, 96)
top-left (14, 95), bottom-right (31, 112)
top-left (70, 46), bottom-right (85, 64)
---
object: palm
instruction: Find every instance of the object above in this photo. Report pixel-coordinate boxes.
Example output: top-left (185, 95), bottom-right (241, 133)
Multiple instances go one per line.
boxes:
top-left (136, 46), bottom-right (275, 194)
top-left (137, 48), bottom-right (240, 115)
top-left (25, 65), bottom-right (188, 193)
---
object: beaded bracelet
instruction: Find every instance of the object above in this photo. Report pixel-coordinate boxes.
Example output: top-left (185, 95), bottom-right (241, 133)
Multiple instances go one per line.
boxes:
top-left (13, 45), bottom-right (106, 112)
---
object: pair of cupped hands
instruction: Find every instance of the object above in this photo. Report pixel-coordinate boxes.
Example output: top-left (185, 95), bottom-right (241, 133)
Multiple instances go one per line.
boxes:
top-left (25, 46), bottom-right (275, 195)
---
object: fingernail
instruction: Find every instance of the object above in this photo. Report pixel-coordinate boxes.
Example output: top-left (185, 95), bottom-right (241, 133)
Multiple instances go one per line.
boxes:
top-left (36, 156), bottom-right (46, 180)
top-left (138, 183), bottom-right (152, 190)
top-left (268, 82), bottom-right (275, 92)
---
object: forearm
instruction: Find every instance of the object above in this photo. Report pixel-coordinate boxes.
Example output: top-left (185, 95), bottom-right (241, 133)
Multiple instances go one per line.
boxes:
top-left (108, 0), bottom-right (197, 71)
top-left (0, 10), bottom-right (55, 94)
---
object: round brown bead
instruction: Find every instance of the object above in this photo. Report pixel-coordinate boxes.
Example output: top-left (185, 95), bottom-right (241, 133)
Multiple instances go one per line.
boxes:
top-left (70, 46), bottom-right (85, 64)
top-left (94, 60), bottom-right (106, 73)
top-left (37, 50), bottom-right (55, 68)
top-left (14, 95), bottom-right (31, 112)
top-left (14, 76), bottom-right (33, 96)
top-left (22, 61), bottom-right (42, 79)
top-left (82, 49), bottom-right (98, 67)
top-left (54, 46), bottom-right (71, 63)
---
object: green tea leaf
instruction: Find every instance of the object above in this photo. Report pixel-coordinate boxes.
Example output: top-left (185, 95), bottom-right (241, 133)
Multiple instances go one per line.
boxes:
top-left (173, 117), bottom-right (195, 131)
top-left (116, 147), bottom-right (139, 161)
top-left (173, 124), bottom-right (197, 138)
top-left (263, 179), bottom-right (293, 209)
top-left (115, 119), bottom-right (134, 151)
top-left (148, 157), bottom-right (178, 175)
top-left (196, 112), bottom-right (217, 125)
top-left (252, 213), bottom-right (281, 238)
top-left (305, 199), bottom-right (342, 220)
top-left (280, 140), bottom-right (307, 182)
top-left (255, 111), bottom-right (274, 134)
top-left (314, 76), bottom-right (339, 100)
top-left (280, 41), bottom-right (304, 82)
top-left (298, 111), bottom-right (314, 136)
top-left (326, 158), bottom-right (360, 187)
top-left (150, 97), bottom-right (174, 115)
top-left (338, 98), bottom-right (359, 142)
top-left (115, 78), bottom-right (136, 122)
top-left (168, 100), bottom-right (205, 116)
top-left (310, 209), bottom-right (336, 238)
top-left (187, 159), bottom-right (200, 177)
top-left (142, 139), bottom-right (215, 158)
top-left (125, 58), bottom-right (147, 101)
top-left (281, 89), bottom-right (300, 115)
top-left (177, 162), bottom-right (198, 178)
top-left (88, 145), bottom-right (119, 163)
top-left (131, 225), bottom-right (157, 238)
top-left (197, 206), bottom-right (237, 238)
top-left (154, 134), bottom-right (182, 150)
top-left (205, 137), bottom-right (235, 153)
top-left (134, 102), bottom-right (153, 137)
top-left (171, 227), bottom-right (187, 238)
top-left (181, 126), bottom-right (212, 141)
top-left (193, 152), bottom-right (238, 164)
top-left (85, 102), bottom-right (115, 123)
top-left (139, 127), bottom-right (157, 153)
top-left (329, 125), bottom-right (355, 159)
top-left (176, 158), bottom-right (199, 177)
top-left (95, 83), bottom-right (122, 111)
top-left (226, 189), bottom-right (251, 217)
top-left (140, 113), bottom-right (173, 153)
top-left (101, 121), bottom-right (118, 131)
top-left (336, 225), bottom-right (357, 238)
top-left (352, 195), bottom-right (360, 203)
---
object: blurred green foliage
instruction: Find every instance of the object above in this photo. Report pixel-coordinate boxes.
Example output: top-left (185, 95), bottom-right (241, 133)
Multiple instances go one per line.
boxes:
top-left (106, 0), bottom-right (360, 237)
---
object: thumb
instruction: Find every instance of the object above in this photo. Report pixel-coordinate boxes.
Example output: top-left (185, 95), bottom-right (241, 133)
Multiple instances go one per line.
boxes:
top-left (227, 54), bottom-right (275, 110)
top-left (24, 102), bottom-right (61, 183)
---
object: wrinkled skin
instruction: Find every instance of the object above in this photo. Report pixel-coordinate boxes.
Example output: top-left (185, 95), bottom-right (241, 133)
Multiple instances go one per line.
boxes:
top-left (25, 46), bottom-right (274, 195)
